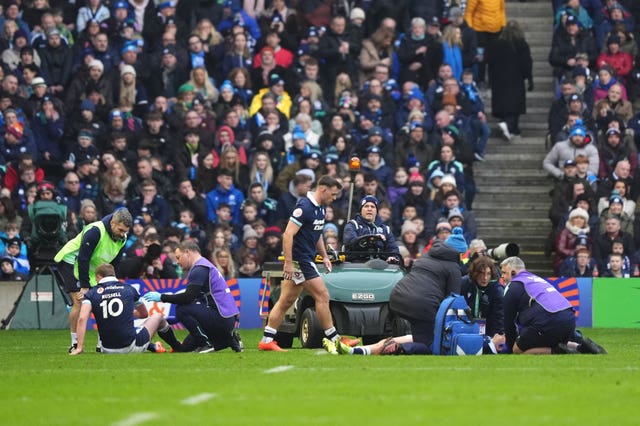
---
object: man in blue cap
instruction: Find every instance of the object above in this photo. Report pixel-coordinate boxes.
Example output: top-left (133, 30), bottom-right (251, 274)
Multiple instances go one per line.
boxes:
top-left (343, 195), bottom-right (399, 262)
top-left (543, 121), bottom-right (599, 179)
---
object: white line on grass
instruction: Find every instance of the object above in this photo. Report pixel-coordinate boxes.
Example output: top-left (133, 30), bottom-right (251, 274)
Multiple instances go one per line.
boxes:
top-left (112, 412), bottom-right (158, 426)
top-left (181, 393), bottom-right (217, 405)
top-left (264, 365), bottom-right (294, 374)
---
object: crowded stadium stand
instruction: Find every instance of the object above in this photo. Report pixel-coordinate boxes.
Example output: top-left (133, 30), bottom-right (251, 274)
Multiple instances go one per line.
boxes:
top-left (1, 0), bottom-right (622, 281)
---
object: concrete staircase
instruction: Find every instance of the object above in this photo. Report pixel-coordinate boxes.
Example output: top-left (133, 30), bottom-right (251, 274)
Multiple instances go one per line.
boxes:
top-left (474, 0), bottom-right (554, 275)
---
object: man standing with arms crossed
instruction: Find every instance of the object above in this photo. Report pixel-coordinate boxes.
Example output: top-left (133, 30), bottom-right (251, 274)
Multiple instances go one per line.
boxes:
top-left (259, 175), bottom-right (358, 352)
top-left (54, 208), bottom-right (132, 352)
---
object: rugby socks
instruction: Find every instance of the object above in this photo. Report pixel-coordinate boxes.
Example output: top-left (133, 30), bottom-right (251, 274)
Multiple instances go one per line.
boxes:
top-left (351, 347), bottom-right (371, 355)
top-left (324, 327), bottom-right (339, 342)
top-left (158, 324), bottom-right (182, 352)
top-left (71, 332), bottom-right (77, 345)
top-left (262, 326), bottom-right (277, 343)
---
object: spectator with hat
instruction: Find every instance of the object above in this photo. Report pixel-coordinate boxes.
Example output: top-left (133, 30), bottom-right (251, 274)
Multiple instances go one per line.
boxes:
top-left (553, 206), bottom-right (592, 274)
top-left (426, 143), bottom-right (465, 193)
top-left (572, 62), bottom-right (595, 108)
top-left (3, 235), bottom-right (29, 275)
top-left (64, 59), bottom-right (113, 116)
top-left (28, 77), bottom-right (64, 118)
top-left (553, 90), bottom-right (586, 133)
top-left (592, 65), bottom-right (627, 103)
top-left (422, 218), bottom-right (453, 254)
top-left (1, 121), bottom-right (38, 165)
top-left (397, 219), bottom-right (424, 263)
top-left (543, 121), bottom-right (599, 179)
top-left (548, 13), bottom-right (597, 80)
top-left (554, 0), bottom-right (594, 31)
top-left (394, 83), bottom-right (433, 133)
top-left (598, 193), bottom-right (633, 236)
top-left (394, 123), bottom-right (433, 172)
top-left (598, 127), bottom-right (638, 179)
top-left (234, 224), bottom-right (265, 266)
top-left (247, 90), bottom-right (288, 137)
top-left (343, 194), bottom-right (399, 262)
top-left (595, 1), bottom-right (635, 50)
top-left (64, 99), bottom-right (106, 147)
top-left (597, 179), bottom-right (635, 218)
top-left (391, 174), bottom-right (432, 235)
top-left (0, 254), bottom-right (27, 280)
top-left (262, 225), bottom-right (283, 262)
top-left (249, 71), bottom-right (292, 119)
top-left (361, 145), bottom-right (394, 189)
top-left (250, 45), bottom-right (289, 92)
top-left (277, 145), bottom-right (323, 193)
top-left (149, 45), bottom-right (189, 100)
top-left (597, 34), bottom-right (633, 81)
top-left (254, 30), bottom-right (294, 70)
top-left (37, 23), bottom-right (73, 96)
top-left (356, 125), bottom-right (394, 166)
top-left (63, 129), bottom-right (100, 172)
top-left (550, 157), bottom-right (582, 203)
top-left (76, 0), bottom-right (111, 34)
top-left (3, 30), bottom-right (41, 73)
top-left (427, 189), bottom-right (477, 243)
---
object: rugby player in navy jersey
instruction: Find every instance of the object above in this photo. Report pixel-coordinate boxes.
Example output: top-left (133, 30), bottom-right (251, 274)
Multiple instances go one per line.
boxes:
top-left (70, 264), bottom-right (181, 355)
top-left (142, 241), bottom-right (242, 353)
top-left (258, 175), bottom-right (360, 352)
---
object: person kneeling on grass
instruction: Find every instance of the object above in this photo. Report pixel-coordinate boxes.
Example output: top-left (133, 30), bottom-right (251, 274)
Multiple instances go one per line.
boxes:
top-left (500, 256), bottom-right (606, 355)
top-left (70, 263), bottom-right (181, 355)
top-left (143, 241), bottom-right (243, 353)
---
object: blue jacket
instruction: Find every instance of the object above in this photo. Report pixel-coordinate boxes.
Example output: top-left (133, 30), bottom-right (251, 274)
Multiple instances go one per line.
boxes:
top-left (343, 213), bottom-right (399, 257)
top-left (205, 184), bottom-right (245, 224)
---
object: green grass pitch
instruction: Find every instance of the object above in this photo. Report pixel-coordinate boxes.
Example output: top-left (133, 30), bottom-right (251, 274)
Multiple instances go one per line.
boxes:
top-left (1, 328), bottom-right (639, 425)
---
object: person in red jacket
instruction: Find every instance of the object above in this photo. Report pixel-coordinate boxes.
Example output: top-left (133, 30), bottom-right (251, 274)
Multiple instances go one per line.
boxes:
top-left (596, 35), bottom-right (633, 82)
top-left (3, 153), bottom-right (44, 192)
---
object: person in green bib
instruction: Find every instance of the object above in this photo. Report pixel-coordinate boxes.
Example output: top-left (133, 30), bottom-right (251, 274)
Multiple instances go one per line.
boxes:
top-left (54, 208), bottom-right (132, 353)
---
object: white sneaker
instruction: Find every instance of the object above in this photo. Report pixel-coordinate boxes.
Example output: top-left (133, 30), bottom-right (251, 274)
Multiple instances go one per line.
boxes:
top-left (498, 122), bottom-right (512, 141)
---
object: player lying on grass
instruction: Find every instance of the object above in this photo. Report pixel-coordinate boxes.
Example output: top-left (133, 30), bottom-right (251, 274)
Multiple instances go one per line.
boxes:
top-left (70, 263), bottom-right (181, 355)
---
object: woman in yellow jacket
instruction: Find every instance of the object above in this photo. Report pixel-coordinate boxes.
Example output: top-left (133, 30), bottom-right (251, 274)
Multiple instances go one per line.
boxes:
top-left (464, 0), bottom-right (507, 85)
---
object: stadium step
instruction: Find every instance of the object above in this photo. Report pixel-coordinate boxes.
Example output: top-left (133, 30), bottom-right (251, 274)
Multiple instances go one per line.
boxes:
top-left (474, 0), bottom-right (555, 276)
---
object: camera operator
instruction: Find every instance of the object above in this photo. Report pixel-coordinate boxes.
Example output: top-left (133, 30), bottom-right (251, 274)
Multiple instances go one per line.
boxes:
top-left (118, 233), bottom-right (178, 279)
top-left (343, 195), bottom-right (399, 262)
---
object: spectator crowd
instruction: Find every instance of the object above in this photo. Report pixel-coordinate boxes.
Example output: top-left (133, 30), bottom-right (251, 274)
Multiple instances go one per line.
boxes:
top-left (545, 0), bottom-right (640, 277)
top-left (0, 0), bottom-right (514, 281)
